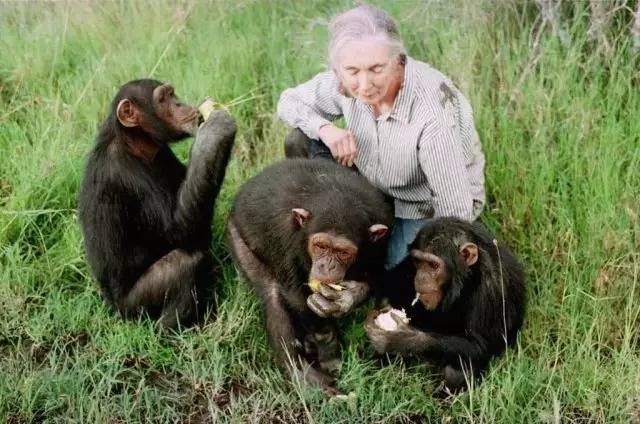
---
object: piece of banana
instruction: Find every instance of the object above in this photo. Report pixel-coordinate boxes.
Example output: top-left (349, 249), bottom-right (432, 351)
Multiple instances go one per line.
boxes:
top-left (308, 279), bottom-right (322, 292)
top-left (198, 97), bottom-right (216, 121)
top-left (308, 279), bottom-right (344, 293)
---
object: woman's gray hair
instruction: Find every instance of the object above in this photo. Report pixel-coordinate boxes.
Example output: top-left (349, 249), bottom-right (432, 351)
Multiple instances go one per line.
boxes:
top-left (328, 4), bottom-right (407, 69)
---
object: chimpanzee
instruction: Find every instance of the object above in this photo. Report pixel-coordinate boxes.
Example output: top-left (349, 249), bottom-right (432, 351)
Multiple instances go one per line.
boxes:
top-left (365, 217), bottom-right (525, 390)
top-left (78, 79), bottom-right (236, 330)
top-left (227, 158), bottom-right (393, 394)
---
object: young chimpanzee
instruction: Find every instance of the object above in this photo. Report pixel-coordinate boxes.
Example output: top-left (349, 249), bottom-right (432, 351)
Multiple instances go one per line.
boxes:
top-left (365, 218), bottom-right (525, 390)
top-left (227, 158), bottom-right (393, 394)
top-left (79, 79), bottom-right (236, 331)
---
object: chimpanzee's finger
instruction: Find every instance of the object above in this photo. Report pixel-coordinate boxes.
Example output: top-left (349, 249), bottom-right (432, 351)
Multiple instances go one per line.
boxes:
top-left (379, 305), bottom-right (393, 314)
top-left (340, 280), bottom-right (358, 290)
top-left (335, 293), bottom-right (355, 313)
top-left (390, 313), bottom-right (410, 328)
top-left (317, 284), bottom-right (341, 300)
top-left (307, 293), bottom-right (338, 317)
top-left (364, 309), bottom-right (380, 333)
top-left (363, 318), bottom-right (383, 336)
top-left (364, 308), bottom-right (380, 325)
top-left (307, 299), bottom-right (328, 318)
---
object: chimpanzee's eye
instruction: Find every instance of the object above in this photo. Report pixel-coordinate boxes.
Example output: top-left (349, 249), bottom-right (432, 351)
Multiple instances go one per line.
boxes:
top-left (337, 250), bottom-right (351, 261)
top-left (315, 243), bottom-right (328, 252)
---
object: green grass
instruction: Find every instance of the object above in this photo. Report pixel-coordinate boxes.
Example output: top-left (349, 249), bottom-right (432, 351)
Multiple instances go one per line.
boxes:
top-left (1, 0), bottom-right (639, 422)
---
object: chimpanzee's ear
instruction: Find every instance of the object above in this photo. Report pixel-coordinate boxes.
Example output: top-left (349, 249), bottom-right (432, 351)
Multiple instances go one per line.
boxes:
top-left (292, 208), bottom-right (311, 228)
top-left (460, 242), bottom-right (478, 266)
top-left (368, 224), bottom-right (389, 242)
top-left (116, 99), bottom-right (139, 128)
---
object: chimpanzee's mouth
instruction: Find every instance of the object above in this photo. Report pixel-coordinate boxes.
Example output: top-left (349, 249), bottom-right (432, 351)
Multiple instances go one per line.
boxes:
top-left (179, 112), bottom-right (200, 136)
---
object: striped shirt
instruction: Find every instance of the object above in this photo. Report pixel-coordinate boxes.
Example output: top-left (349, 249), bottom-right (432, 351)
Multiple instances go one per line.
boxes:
top-left (277, 56), bottom-right (485, 221)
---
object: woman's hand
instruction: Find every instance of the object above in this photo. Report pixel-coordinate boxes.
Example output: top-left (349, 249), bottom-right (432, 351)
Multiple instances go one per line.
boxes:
top-left (318, 124), bottom-right (357, 167)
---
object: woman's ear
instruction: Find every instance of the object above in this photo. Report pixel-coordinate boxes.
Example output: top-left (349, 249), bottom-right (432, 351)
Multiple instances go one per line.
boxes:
top-left (333, 68), bottom-right (350, 97)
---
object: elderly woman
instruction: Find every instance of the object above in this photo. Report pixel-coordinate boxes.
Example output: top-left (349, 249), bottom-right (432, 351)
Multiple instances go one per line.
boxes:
top-left (277, 4), bottom-right (485, 269)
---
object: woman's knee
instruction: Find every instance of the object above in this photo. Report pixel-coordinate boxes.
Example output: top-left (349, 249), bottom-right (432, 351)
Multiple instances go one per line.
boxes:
top-left (385, 218), bottom-right (430, 270)
top-left (284, 128), bottom-right (311, 158)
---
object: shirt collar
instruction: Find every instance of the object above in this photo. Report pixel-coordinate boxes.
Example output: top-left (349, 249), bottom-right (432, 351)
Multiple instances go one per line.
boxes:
top-left (387, 56), bottom-right (415, 124)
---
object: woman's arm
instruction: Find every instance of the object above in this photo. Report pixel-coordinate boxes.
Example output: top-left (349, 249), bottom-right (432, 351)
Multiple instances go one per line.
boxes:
top-left (277, 71), bottom-right (343, 140)
top-left (418, 118), bottom-right (475, 221)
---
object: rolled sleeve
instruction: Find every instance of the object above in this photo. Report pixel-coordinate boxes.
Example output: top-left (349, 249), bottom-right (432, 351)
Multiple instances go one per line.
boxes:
top-left (277, 71), bottom-right (343, 140)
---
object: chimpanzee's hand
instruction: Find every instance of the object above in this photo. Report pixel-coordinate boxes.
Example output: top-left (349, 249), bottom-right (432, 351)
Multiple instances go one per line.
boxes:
top-left (306, 280), bottom-right (369, 318)
top-left (363, 308), bottom-right (430, 354)
top-left (192, 110), bottom-right (237, 158)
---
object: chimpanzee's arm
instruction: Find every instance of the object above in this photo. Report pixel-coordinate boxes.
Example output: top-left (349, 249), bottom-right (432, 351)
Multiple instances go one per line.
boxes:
top-left (227, 220), bottom-right (338, 394)
top-left (399, 332), bottom-right (489, 363)
top-left (365, 315), bottom-right (489, 363)
top-left (172, 111), bottom-right (236, 241)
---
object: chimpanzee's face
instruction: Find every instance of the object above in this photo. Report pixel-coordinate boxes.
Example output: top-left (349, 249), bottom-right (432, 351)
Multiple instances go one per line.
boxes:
top-left (410, 240), bottom-right (478, 311)
top-left (410, 248), bottom-right (448, 310)
top-left (115, 82), bottom-right (200, 144)
top-left (151, 84), bottom-right (200, 139)
top-left (307, 232), bottom-right (358, 284)
top-left (290, 207), bottom-right (388, 285)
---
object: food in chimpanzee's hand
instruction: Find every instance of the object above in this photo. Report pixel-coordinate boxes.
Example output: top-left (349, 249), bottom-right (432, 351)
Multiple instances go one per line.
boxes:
top-left (374, 308), bottom-right (410, 331)
top-left (308, 279), bottom-right (344, 293)
top-left (198, 97), bottom-right (217, 121)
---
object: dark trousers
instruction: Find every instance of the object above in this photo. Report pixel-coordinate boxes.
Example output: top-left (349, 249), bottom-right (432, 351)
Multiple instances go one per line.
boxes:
top-left (284, 128), bottom-right (333, 160)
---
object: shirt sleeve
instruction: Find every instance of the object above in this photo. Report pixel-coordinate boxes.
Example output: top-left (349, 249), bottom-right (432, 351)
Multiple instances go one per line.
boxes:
top-left (277, 71), bottom-right (344, 140)
top-left (418, 115), bottom-right (475, 222)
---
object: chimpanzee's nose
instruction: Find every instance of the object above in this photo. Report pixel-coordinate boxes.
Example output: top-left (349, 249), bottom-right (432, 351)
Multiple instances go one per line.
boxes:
top-left (317, 261), bottom-right (340, 280)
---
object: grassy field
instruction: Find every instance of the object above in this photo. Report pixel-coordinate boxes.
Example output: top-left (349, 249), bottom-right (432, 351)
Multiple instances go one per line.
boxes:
top-left (1, 0), bottom-right (639, 422)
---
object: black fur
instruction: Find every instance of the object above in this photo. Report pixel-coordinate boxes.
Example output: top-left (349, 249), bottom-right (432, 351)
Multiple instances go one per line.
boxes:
top-left (383, 218), bottom-right (526, 387)
top-left (232, 159), bottom-right (393, 288)
top-left (78, 79), bottom-right (236, 329)
top-left (228, 158), bottom-right (393, 392)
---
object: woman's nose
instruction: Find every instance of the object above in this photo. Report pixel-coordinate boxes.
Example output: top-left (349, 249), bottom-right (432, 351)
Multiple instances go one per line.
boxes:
top-left (358, 73), bottom-right (370, 89)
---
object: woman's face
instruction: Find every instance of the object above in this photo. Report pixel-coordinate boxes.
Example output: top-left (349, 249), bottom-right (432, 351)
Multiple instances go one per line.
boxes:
top-left (336, 37), bottom-right (402, 106)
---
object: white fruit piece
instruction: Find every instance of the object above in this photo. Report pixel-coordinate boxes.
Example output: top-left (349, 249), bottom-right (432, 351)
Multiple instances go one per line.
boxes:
top-left (374, 308), bottom-right (409, 331)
